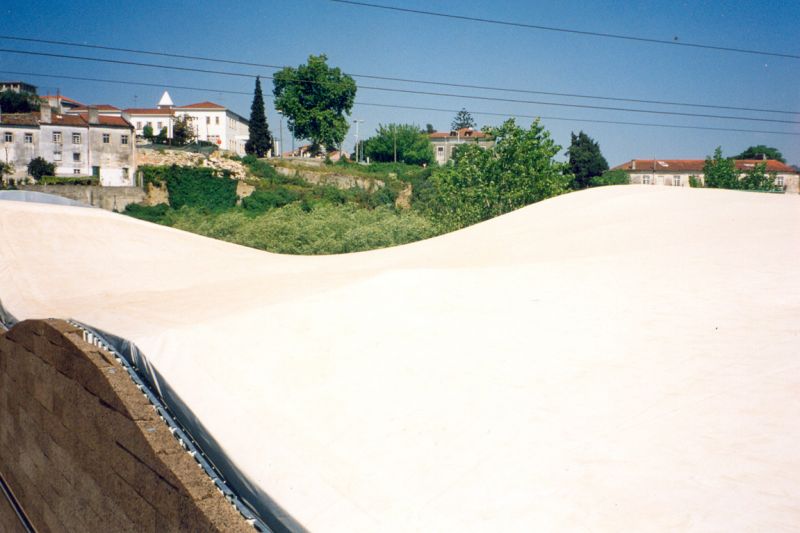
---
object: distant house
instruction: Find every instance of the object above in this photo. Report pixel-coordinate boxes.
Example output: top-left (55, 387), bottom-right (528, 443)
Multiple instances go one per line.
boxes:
top-left (0, 81), bottom-right (37, 94)
top-left (1, 106), bottom-right (136, 186)
top-left (42, 95), bottom-right (84, 113)
top-left (613, 159), bottom-right (799, 194)
top-left (429, 128), bottom-right (494, 165)
top-left (121, 91), bottom-right (250, 156)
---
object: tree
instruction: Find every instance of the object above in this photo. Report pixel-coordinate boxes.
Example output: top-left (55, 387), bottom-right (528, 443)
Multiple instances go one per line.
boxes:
top-left (429, 118), bottom-right (572, 230)
top-left (703, 147), bottom-right (739, 189)
top-left (363, 124), bottom-right (434, 166)
top-left (142, 124), bottom-right (154, 141)
top-left (245, 76), bottom-right (273, 157)
top-left (0, 90), bottom-right (41, 113)
top-left (590, 169), bottom-right (628, 187)
top-left (273, 54), bottom-right (356, 155)
top-left (27, 157), bottom-right (55, 180)
top-left (424, 123), bottom-right (435, 134)
top-left (567, 131), bottom-right (609, 189)
top-left (451, 108), bottom-right (476, 131)
top-left (155, 127), bottom-right (168, 145)
top-left (171, 114), bottom-right (195, 146)
top-left (739, 162), bottom-right (778, 191)
top-left (734, 145), bottom-right (785, 163)
top-left (0, 162), bottom-right (13, 184)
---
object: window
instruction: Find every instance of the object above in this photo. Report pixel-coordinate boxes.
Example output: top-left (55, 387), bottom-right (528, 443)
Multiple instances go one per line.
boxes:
top-left (206, 116), bottom-right (210, 125)
top-left (54, 150), bottom-right (62, 161)
top-left (157, 121), bottom-right (162, 130)
top-left (673, 176), bottom-right (682, 186)
top-left (643, 175), bottom-right (651, 185)
top-left (437, 146), bottom-right (444, 153)
top-left (136, 121), bottom-right (142, 129)
top-left (73, 152), bottom-right (81, 162)
top-left (146, 121), bottom-right (152, 128)
top-left (121, 134), bottom-right (129, 145)
top-left (73, 169), bottom-right (81, 175)
top-left (72, 132), bottom-right (81, 144)
top-left (215, 116), bottom-right (219, 125)
top-left (776, 176), bottom-right (784, 187)
top-left (102, 133), bottom-right (110, 144)
top-left (24, 133), bottom-right (32, 143)
top-left (53, 132), bottom-right (62, 143)
top-left (122, 168), bottom-right (129, 181)
top-left (3, 132), bottom-right (12, 143)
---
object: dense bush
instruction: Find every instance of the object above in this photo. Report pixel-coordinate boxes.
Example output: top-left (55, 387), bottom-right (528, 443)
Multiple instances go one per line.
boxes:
top-left (123, 203), bottom-right (172, 223)
top-left (689, 175), bottom-right (703, 188)
top-left (140, 165), bottom-right (237, 211)
top-left (590, 169), bottom-right (629, 187)
top-left (168, 204), bottom-right (439, 254)
top-left (242, 187), bottom-right (299, 213)
top-left (40, 175), bottom-right (99, 185)
top-left (27, 157), bottom-right (55, 181)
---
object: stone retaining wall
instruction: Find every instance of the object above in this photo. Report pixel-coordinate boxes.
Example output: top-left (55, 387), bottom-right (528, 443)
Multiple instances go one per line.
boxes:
top-left (0, 319), bottom-right (252, 532)
top-left (17, 185), bottom-right (146, 212)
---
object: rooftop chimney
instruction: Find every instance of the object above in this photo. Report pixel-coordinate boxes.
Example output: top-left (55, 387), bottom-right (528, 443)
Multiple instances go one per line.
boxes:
top-left (87, 106), bottom-right (99, 125)
top-left (39, 104), bottom-right (51, 123)
top-left (631, 160), bottom-right (636, 170)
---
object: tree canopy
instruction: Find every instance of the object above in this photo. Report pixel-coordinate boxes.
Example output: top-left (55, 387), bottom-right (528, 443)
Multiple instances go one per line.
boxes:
top-left (172, 114), bottom-right (195, 146)
top-left (363, 124), bottom-right (434, 166)
top-left (567, 131), bottom-right (609, 189)
top-left (451, 108), bottom-right (476, 131)
top-left (0, 90), bottom-right (41, 113)
top-left (273, 54), bottom-right (356, 154)
top-left (733, 145), bottom-right (785, 163)
top-left (245, 76), bottom-right (273, 157)
top-left (429, 119), bottom-right (572, 230)
top-left (27, 157), bottom-right (55, 180)
top-left (703, 147), bottom-right (740, 189)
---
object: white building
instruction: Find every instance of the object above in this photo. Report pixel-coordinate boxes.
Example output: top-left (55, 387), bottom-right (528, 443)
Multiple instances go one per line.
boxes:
top-left (123, 91), bottom-right (250, 156)
top-left (1, 106), bottom-right (136, 186)
top-left (613, 159), bottom-right (799, 194)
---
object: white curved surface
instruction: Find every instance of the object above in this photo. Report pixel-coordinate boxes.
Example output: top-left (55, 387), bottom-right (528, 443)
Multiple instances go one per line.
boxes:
top-left (1, 186), bottom-right (799, 531)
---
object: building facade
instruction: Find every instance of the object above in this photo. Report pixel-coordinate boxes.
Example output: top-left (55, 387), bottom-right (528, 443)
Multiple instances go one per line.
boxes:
top-left (613, 159), bottom-right (799, 194)
top-left (1, 106), bottom-right (136, 186)
top-left (0, 81), bottom-right (37, 94)
top-left (429, 128), bottom-right (494, 165)
top-left (122, 92), bottom-right (250, 156)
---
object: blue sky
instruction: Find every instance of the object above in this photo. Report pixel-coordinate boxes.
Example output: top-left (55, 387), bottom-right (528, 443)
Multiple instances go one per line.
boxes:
top-left (2, 0), bottom-right (798, 165)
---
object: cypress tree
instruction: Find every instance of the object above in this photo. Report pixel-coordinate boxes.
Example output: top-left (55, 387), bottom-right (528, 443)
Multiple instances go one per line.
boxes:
top-left (245, 76), bottom-right (273, 157)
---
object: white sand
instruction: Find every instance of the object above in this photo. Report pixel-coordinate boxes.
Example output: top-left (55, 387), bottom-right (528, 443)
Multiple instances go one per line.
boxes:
top-left (1, 185), bottom-right (799, 531)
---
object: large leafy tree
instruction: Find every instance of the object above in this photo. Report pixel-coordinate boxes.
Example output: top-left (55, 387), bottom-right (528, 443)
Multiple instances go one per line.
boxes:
top-left (734, 145), bottom-right (785, 163)
top-left (273, 54), bottom-right (356, 154)
top-left (245, 76), bottom-right (273, 157)
top-left (429, 119), bottom-right (572, 230)
top-left (27, 157), bottom-right (55, 180)
top-left (567, 131), bottom-right (609, 189)
top-left (703, 147), bottom-right (740, 189)
top-left (0, 90), bottom-right (41, 113)
top-left (451, 108), bottom-right (476, 130)
top-left (172, 114), bottom-right (195, 146)
top-left (739, 162), bottom-right (778, 191)
top-left (363, 124), bottom-right (434, 165)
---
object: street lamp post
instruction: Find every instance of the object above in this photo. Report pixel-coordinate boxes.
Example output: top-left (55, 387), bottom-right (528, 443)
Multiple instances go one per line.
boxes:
top-left (276, 109), bottom-right (284, 158)
top-left (353, 119), bottom-right (364, 163)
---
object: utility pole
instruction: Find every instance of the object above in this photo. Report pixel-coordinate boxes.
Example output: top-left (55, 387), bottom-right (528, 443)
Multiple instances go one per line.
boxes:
top-left (353, 119), bottom-right (364, 163)
top-left (276, 109), bottom-right (284, 158)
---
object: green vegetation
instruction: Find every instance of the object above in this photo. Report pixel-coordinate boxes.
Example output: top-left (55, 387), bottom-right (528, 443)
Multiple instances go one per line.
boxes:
top-left (567, 131), bottom-right (609, 189)
top-left (689, 175), bottom-right (703, 188)
top-left (140, 165), bottom-right (237, 210)
top-left (363, 124), bottom-right (434, 165)
top-left (451, 108), bottom-right (476, 130)
top-left (0, 90), bottom-right (41, 113)
top-left (172, 114), bottom-right (196, 146)
top-left (426, 119), bottom-right (572, 230)
top-left (245, 76), bottom-right (273, 157)
top-left (590, 169), bottom-right (629, 187)
top-left (39, 175), bottom-right (99, 185)
top-left (273, 54), bottom-right (357, 154)
top-left (702, 147), bottom-right (781, 192)
top-left (734, 145), bottom-right (785, 163)
top-left (27, 157), bottom-right (55, 181)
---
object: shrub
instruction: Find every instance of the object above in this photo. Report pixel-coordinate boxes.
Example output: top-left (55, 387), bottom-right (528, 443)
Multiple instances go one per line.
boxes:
top-left (689, 175), bottom-right (703, 188)
top-left (241, 187), bottom-right (299, 213)
top-left (590, 169), bottom-right (629, 187)
top-left (27, 157), bottom-right (55, 181)
top-left (140, 165), bottom-right (237, 211)
top-left (123, 203), bottom-right (171, 224)
top-left (39, 175), bottom-right (99, 185)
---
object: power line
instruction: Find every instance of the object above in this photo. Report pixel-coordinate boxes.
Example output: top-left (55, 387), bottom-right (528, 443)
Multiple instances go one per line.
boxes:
top-left (329, 0), bottom-right (800, 61)
top-left (0, 34), bottom-right (796, 115)
top-left (4, 69), bottom-right (797, 137)
top-left (355, 102), bottom-right (800, 137)
top-left (2, 48), bottom-right (798, 126)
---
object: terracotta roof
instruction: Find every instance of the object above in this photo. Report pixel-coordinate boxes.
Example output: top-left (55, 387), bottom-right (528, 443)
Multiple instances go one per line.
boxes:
top-left (46, 114), bottom-right (87, 127)
top-left (123, 108), bottom-right (175, 115)
top-left (176, 101), bottom-right (225, 110)
top-left (0, 112), bottom-right (39, 126)
top-left (613, 159), bottom-right (798, 174)
top-left (429, 128), bottom-right (489, 139)
top-left (73, 104), bottom-right (120, 112)
top-left (76, 113), bottom-right (133, 128)
top-left (42, 94), bottom-right (84, 106)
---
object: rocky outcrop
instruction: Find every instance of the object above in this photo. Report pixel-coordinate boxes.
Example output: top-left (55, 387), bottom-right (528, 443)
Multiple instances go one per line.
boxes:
top-left (137, 149), bottom-right (250, 180)
top-left (272, 165), bottom-right (384, 191)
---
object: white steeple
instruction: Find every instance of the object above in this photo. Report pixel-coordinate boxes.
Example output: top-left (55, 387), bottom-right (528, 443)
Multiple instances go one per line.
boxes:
top-left (157, 90), bottom-right (174, 108)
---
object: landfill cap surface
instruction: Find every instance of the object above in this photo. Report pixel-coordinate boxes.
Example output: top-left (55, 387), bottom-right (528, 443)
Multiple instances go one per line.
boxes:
top-left (1, 185), bottom-right (799, 531)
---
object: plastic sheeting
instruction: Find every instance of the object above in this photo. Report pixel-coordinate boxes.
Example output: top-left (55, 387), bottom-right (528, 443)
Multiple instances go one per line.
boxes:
top-left (1, 187), bottom-right (800, 531)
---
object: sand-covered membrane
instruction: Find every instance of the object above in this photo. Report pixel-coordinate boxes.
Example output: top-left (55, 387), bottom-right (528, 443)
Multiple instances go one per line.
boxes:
top-left (1, 185), bottom-right (798, 531)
